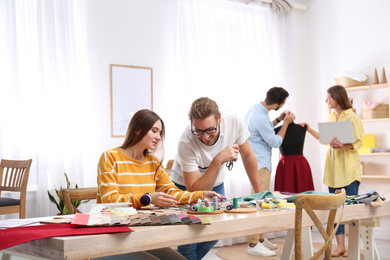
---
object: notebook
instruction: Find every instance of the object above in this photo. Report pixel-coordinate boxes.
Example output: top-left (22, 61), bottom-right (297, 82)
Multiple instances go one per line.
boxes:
top-left (318, 121), bottom-right (355, 144)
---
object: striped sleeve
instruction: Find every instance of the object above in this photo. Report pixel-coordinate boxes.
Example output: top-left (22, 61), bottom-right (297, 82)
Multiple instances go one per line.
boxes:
top-left (154, 161), bottom-right (205, 205)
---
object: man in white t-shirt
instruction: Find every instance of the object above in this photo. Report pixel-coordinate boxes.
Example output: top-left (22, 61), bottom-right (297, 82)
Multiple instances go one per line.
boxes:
top-left (171, 97), bottom-right (263, 260)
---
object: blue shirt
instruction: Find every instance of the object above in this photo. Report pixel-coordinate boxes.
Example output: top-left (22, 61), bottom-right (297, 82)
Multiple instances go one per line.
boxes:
top-left (244, 102), bottom-right (283, 172)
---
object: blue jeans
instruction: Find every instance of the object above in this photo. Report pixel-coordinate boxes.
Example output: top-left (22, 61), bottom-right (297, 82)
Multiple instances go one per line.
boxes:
top-left (173, 182), bottom-right (225, 260)
top-left (329, 181), bottom-right (360, 235)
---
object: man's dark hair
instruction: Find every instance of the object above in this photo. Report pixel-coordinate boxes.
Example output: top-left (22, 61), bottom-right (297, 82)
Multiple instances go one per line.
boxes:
top-left (264, 87), bottom-right (289, 105)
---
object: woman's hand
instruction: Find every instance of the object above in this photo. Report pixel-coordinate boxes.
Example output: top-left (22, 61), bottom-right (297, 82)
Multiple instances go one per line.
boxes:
top-left (298, 122), bottom-right (309, 129)
top-left (149, 192), bottom-right (177, 207)
top-left (203, 191), bottom-right (223, 201)
top-left (330, 137), bottom-right (353, 149)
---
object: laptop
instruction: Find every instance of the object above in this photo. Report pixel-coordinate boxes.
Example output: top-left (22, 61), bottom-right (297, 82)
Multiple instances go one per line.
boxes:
top-left (318, 121), bottom-right (355, 144)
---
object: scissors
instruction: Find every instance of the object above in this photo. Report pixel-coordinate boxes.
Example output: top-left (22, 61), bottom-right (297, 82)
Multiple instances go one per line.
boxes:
top-left (226, 143), bottom-right (237, 171)
top-left (226, 160), bottom-right (233, 171)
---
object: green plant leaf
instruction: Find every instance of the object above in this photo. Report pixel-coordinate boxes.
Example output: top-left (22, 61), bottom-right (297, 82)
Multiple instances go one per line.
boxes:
top-left (65, 173), bottom-right (71, 189)
top-left (47, 190), bottom-right (62, 213)
top-left (47, 172), bottom-right (91, 214)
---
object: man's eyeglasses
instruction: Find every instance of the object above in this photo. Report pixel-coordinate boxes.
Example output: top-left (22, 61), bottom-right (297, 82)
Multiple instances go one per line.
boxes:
top-left (191, 123), bottom-right (218, 136)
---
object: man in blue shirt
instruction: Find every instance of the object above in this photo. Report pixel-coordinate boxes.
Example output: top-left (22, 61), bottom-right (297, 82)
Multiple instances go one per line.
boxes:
top-left (244, 87), bottom-right (295, 256)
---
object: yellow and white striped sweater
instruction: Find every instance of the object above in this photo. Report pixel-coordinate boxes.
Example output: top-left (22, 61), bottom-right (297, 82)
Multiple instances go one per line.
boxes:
top-left (97, 148), bottom-right (205, 208)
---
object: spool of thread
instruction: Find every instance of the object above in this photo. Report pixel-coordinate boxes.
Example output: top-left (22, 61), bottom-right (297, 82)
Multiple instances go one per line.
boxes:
top-left (190, 204), bottom-right (198, 211)
top-left (226, 204), bottom-right (234, 210)
top-left (204, 198), bottom-right (211, 207)
top-left (233, 197), bottom-right (238, 209)
top-left (212, 196), bottom-right (219, 210)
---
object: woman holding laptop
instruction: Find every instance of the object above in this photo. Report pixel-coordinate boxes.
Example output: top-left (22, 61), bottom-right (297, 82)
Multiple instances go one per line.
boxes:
top-left (300, 85), bottom-right (363, 257)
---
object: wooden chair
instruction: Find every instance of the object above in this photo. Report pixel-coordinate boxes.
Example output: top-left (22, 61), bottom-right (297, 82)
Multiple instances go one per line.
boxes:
top-left (164, 159), bottom-right (174, 176)
top-left (0, 159), bottom-right (33, 219)
top-left (294, 189), bottom-right (346, 260)
top-left (58, 187), bottom-right (98, 214)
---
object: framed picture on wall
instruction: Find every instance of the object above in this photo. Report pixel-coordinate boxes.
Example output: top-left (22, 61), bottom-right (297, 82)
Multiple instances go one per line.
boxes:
top-left (110, 64), bottom-right (153, 137)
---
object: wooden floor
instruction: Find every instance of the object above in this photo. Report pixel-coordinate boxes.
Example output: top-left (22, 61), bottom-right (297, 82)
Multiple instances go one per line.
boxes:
top-left (204, 230), bottom-right (390, 260)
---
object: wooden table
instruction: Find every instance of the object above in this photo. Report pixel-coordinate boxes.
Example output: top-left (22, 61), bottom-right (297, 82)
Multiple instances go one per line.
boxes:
top-left (2, 201), bottom-right (389, 260)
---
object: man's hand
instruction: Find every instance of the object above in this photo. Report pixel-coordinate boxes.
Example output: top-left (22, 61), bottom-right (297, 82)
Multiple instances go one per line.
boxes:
top-left (277, 111), bottom-right (287, 122)
top-left (284, 111), bottom-right (296, 124)
top-left (216, 144), bottom-right (239, 164)
top-left (203, 191), bottom-right (223, 201)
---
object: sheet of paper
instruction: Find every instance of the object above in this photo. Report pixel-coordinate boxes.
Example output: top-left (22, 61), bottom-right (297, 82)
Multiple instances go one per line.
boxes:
top-left (0, 217), bottom-right (48, 228)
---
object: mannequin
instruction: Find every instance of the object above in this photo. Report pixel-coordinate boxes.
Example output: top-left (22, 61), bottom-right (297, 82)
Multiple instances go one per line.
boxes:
top-left (274, 122), bottom-right (314, 193)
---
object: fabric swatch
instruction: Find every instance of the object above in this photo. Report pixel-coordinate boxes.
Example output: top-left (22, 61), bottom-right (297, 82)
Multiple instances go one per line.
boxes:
top-left (177, 213), bottom-right (192, 224)
top-left (167, 214), bottom-right (182, 224)
top-left (187, 214), bottom-right (202, 224)
top-left (159, 214), bottom-right (171, 225)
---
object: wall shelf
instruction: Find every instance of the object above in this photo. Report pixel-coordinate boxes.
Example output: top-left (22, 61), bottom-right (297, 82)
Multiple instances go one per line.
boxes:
top-left (362, 175), bottom-right (390, 179)
top-left (359, 153), bottom-right (390, 156)
top-left (361, 118), bottom-right (389, 123)
top-left (344, 83), bottom-right (389, 92)
top-left (342, 83), bottom-right (390, 183)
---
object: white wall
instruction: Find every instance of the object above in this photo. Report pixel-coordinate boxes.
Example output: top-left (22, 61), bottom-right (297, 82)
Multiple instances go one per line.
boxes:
top-left (87, 0), bottom-right (172, 153)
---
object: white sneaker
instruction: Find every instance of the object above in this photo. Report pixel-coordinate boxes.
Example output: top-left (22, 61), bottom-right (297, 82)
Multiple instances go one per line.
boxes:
top-left (247, 242), bottom-right (276, 256)
top-left (262, 238), bottom-right (278, 250)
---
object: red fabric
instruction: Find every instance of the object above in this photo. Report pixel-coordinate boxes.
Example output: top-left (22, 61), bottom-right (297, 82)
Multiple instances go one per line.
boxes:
top-left (274, 154), bottom-right (314, 193)
top-left (0, 223), bottom-right (133, 250)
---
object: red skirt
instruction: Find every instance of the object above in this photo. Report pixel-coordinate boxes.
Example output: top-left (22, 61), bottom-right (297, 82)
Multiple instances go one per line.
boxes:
top-left (274, 154), bottom-right (314, 193)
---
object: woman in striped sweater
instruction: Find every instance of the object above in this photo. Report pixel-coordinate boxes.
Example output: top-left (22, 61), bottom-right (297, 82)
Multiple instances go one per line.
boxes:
top-left (96, 109), bottom-right (222, 260)
top-left (97, 109), bottom-right (222, 209)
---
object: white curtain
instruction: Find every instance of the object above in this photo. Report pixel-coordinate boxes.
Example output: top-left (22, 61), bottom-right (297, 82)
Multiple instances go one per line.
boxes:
top-left (171, 0), bottom-right (297, 245)
top-left (0, 0), bottom-right (98, 217)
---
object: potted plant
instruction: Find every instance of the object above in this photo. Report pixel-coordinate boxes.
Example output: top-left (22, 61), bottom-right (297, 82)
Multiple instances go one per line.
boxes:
top-left (47, 173), bottom-right (90, 214)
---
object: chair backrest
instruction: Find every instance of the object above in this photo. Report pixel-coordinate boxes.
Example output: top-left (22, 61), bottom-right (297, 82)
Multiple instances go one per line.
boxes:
top-left (164, 159), bottom-right (174, 176)
top-left (58, 187), bottom-right (98, 214)
top-left (0, 159), bottom-right (33, 218)
top-left (294, 189), bottom-right (346, 260)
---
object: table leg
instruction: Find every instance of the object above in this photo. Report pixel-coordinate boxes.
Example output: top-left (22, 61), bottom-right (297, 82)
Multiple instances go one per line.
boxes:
top-left (302, 226), bottom-right (313, 259)
top-left (280, 229), bottom-right (294, 260)
top-left (348, 221), bottom-right (361, 260)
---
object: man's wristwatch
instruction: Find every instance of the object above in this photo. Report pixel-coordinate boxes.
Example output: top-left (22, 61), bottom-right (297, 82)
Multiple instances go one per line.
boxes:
top-left (275, 117), bottom-right (281, 123)
top-left (140, 193), bottom-right (152, 206)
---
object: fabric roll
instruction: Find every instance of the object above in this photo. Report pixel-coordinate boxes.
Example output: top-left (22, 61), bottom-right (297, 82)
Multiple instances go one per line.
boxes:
top-left (0, 223), bottom-right (132, 250)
